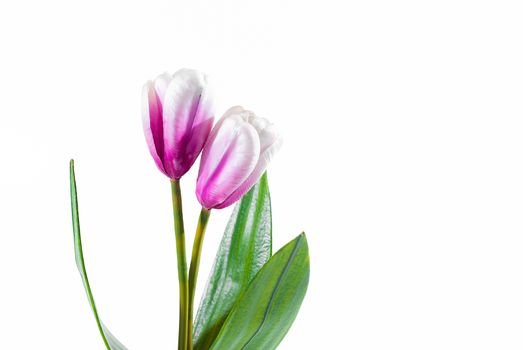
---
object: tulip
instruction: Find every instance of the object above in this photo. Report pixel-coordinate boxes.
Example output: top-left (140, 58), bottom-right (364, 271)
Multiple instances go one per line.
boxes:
top-left (143, 69), bottom-right (214, 350)
top-left (187, 107), bottom-right (282, 346)
top-left (196, 106), bottom-right (282, 209)
top-left (142, 69), bottom-right (214, 179)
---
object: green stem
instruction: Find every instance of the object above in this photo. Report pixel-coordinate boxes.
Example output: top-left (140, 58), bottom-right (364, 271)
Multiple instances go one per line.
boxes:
top-left (187, 207), bottom-right (211, 350)
top-left (171, 179), bottom-right (189, 350)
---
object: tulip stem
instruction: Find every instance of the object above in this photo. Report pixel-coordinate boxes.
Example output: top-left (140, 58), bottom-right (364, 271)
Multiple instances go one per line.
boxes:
top-left (187, 207), bottom-right (211, 350)
top-left (171, 179), bottom-right (189, 350)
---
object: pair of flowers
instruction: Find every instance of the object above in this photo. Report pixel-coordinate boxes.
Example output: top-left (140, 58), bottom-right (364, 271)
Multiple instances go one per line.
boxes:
top-left (142, 69), bottom-right (282, 209)
top-left (69, 69), bottom-right (302, 350)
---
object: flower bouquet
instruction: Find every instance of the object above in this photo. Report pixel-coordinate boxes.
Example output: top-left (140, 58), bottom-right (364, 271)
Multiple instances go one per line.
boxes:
top-left (69, 69), bottom-right (310, 349)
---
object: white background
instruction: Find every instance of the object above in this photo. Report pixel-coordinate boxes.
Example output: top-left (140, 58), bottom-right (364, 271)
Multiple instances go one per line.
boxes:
top-left (1, 0), bottom-right (523, 349)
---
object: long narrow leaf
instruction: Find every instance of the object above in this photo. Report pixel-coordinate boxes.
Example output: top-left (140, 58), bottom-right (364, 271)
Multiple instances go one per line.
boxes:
top-left (209, 233), bottom-right (310, 350)
top-left (193, 173), bottom-right (272, 350)
top-left (70, 160), bottom-right (128, 350)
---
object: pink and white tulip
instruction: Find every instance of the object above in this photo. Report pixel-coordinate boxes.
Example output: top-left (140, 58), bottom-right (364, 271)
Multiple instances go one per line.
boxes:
top-left (196, 106), bottom-right (282, 209)
top-left (142, 69), bottom-right (214, 179)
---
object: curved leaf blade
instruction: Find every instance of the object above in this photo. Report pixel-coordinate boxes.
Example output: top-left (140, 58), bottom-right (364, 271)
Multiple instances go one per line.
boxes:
top-left (193, 173), bottom-right (272, 350)
top-left (70, 160), bottom-right (128, 350)
top-left (209, 233), bottom-right (310, 350)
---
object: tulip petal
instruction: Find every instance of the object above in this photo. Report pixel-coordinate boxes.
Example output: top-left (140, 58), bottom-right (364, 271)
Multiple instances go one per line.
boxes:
top-left (142, 81), bottom-right (167, 175)
top-left (163, 69), bottom-right (213, 178)
top-left (197, 116), bottom-right (260, 209)
top-left (198, 106), bottom-right (245, 172)
top-left (217, 123), bottom-right (282, 209)
top-left (153, 72), bottom-right (173, 102)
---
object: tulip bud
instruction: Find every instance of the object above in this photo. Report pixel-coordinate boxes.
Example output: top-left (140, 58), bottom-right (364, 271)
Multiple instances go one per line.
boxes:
top-left (142, 69), bottom-right (214, 179)
top-left (196, 106), bottom-right (282, 209)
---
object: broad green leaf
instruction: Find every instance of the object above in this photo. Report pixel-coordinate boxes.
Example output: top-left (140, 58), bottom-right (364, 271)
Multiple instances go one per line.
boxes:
top-left (193, 173), bottom-right (272, 350)
top-left (209, 233), bottom-right (310, 350)
top-left (70, 160), bottom-right (128, 350)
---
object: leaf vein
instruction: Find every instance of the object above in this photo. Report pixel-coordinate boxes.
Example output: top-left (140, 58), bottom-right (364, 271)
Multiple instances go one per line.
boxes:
top-left (239, 234), bottom-right (304, 349)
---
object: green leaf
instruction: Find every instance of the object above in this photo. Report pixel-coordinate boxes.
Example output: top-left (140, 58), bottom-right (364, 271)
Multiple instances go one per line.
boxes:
top-left (70, 160), bottom-right (128, 350)
top-left (193, 173), bottom-right (273, 350)
top-left (209, 233), bottom-right (310, 350)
